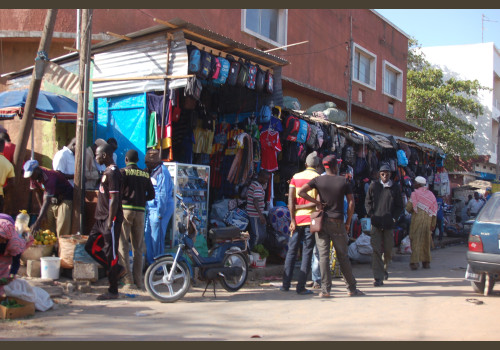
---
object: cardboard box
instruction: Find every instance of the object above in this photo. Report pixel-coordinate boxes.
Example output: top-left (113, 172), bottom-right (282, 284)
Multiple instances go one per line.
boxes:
top-left (0, 296), bottom-right (35, 320)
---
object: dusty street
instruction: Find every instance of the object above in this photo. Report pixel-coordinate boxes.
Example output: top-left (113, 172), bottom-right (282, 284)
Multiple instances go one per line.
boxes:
top-left (1, 243), bottom-right (499, 341)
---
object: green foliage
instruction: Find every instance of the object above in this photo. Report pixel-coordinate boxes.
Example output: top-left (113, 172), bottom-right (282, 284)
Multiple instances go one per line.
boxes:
top-left (405, 38), bottom-right (487, 170)
top-left (251, 244), bottom-right (269, 259)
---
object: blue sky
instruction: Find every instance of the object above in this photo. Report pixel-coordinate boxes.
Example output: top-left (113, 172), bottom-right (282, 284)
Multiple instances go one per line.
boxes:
top-left (374, 9), bottom-right (500, 48)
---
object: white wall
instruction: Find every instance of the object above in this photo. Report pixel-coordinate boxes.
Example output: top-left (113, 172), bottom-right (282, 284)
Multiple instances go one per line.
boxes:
top-left (420, 43), bottom-right (497, 164)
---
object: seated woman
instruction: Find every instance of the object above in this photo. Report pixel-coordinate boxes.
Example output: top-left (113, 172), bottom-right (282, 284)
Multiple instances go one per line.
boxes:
top-left (0, 215), bottom-right (33, 295)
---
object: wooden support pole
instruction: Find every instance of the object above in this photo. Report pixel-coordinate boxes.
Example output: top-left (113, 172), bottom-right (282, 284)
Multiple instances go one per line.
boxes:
top-left (72, 9), bottom-right (93, 235)
top-left (106, 31), bottom-right (132, 41)
top-left (90, 74), bottom-right (194, 82)
top-left (13, 9), bottom-right (58, 185)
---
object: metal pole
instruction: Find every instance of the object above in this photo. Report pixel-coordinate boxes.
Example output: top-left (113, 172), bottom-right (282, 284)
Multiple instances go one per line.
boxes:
top-left (496, 116), bottom-right (500, 182)
top-left (76, 9), bottom-right (81, 50)
top-left (160, 35), bottom-right (172, 159)
top-left (12, 9), bottom-right (58, 184)
top-left (347, 15), bottom-right (353, 125)
top-left (72, 9), bottom-right (92, 235)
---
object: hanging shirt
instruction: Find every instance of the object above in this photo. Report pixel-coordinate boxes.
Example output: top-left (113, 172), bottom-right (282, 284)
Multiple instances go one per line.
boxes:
top-left (260, 130), bottom-right (281, 172)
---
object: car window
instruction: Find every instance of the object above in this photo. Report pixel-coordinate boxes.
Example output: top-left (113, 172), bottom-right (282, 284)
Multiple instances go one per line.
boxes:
top-left (476, 195), bottom-right (500, 223)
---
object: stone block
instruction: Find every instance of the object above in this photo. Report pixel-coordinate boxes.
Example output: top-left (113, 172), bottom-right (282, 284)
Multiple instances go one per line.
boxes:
top-left (26, 260), bottom-right (41, 278)
top-left (72, 261), bottom-right (99, 282)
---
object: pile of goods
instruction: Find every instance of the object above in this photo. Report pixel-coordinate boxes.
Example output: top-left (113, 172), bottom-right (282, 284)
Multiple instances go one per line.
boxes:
top-left (32, 229), bottom-right (57, 246)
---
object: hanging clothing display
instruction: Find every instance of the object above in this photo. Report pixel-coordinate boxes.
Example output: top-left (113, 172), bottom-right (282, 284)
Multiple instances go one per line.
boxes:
top-left (260, 129), bottom-right (282, 172)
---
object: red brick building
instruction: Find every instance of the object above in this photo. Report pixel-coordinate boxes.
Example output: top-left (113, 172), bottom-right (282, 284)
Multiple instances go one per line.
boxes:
top-left (0, 9), bottom-right (418, 136)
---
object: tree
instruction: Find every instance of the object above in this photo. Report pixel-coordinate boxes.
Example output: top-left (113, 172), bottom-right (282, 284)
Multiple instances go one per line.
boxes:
top-left (405, 38), bottom-right (486, 170)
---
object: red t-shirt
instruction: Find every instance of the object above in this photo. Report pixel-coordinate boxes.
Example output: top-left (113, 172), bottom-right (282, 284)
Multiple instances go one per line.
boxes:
top-left (3, 143), bottom-right (15, 163)
top-left (260, 130), bottom-right (281, 172)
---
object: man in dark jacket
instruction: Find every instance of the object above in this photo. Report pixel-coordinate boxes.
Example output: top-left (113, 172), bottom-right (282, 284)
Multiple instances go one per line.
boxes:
top-left (118, 149), bottom-right (155, 290)
top-left (365, 164), bottom-right (404, 286)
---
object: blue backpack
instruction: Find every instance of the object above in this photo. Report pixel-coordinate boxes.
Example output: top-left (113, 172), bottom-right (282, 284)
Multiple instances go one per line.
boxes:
top-left (296, 119), bottom-right (309, 144)
top-left (213, 56), bottom-right (230, 85)
top-left (259, 105), bottom-right (272, 124)
top-left (188, 45), bottom-right (201, 75)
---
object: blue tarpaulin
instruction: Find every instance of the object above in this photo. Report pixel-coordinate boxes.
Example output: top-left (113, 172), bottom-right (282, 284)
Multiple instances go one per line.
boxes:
top-left (96, 93), bottom-right (147, 169)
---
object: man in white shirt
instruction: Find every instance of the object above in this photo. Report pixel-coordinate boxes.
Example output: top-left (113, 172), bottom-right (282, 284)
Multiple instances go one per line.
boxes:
top-left (52, 138), bottom-right (76, 187)
top-left (467, 192), bottom-right (485, 218)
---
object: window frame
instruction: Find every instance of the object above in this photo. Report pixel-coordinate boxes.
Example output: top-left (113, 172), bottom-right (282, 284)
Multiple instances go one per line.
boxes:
top-left (241, 9), bottom-right (288, 48)
top-left (352, 42), bottom-right (377, 90)
top-left (383, 60), bottom-right (403, 101)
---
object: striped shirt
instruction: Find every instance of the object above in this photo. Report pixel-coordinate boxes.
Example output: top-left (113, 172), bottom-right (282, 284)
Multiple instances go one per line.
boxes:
top-left (289, 167), bottom-right (319, 226)
top-left (246, 181), bottom-right (265, 217)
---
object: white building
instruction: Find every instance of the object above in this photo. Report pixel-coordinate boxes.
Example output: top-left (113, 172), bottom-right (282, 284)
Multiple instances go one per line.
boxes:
top-left (420, 42), bottom-right (500, 181)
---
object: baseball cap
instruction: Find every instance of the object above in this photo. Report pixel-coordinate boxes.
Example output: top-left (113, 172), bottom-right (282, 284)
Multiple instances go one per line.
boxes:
top-left (322, 154), bottom-right (337, 169)
top-left (23, 159), bottom-right (39, 178)
top-left (379, 164), bottom-right (391, 172)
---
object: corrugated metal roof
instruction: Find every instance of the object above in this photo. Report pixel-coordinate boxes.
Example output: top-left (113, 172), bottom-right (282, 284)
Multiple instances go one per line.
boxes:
top-left (92, 31), bottom-right (188, 98)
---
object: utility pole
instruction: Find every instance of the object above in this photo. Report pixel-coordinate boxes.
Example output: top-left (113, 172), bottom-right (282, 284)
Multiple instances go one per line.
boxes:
top-left (12, 9), bottom-right (58, 184)
top-left (72, 9), bottom-right (93, 235)
top-left (497, 116), bottom-right (500, 182)
top-left (482, 14), bottom-right (498, 43)
top-left (347, 15), bottom-right (353, 125)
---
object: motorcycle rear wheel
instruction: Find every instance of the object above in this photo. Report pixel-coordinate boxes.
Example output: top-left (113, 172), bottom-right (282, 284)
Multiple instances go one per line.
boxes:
top-left (145, 257), bottom-right (191, 303)
top-left (220, 252), bottom-right (248, 292)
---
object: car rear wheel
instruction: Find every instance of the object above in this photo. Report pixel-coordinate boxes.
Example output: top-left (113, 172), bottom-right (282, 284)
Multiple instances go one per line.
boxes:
top-left (471, 273), bottom-right (495, 296)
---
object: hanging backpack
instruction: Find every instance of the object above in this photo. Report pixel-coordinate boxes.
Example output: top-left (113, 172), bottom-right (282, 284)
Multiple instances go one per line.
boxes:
top-left (197, 50), bottom-right (212, 79)
top-left (343, 145), bottom-right (355, 166)
top-left (284, 115), bottom-right (300, 142)
top-left (226, 55), bottom-right (240, 86)
top-left (184, 77), bottom-right (202, 101)
top-left (306, 124), bottom-right (319, 150)
top-left (213, 56), bottom-right (230, 85)
top-left (237, 59), bottom-right (249, 87)
top-left (397, 149), bottom-right (408, 167)
top-left (210, 55), bottom-right (221, 80)
top-left (246, 62), bottom-right (257, 90)
top-left (188, 45), bottom-right (201, 75)
top-left (259, 105), bottom-right (272, 124)
top-left (265, 70), bottom-right (274, 94)
top-left (296, 119), bottom-right (309, 144)
top-left (255, 66), bottom-right (266, 92)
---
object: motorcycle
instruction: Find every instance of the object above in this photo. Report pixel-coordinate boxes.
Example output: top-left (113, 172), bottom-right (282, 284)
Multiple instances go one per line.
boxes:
top-left (144, 194), bottom-right (250, 303)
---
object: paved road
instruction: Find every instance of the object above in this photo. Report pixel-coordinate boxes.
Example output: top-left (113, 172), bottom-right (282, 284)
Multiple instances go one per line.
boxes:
top-left (2, 243), bottom-right (499, 341)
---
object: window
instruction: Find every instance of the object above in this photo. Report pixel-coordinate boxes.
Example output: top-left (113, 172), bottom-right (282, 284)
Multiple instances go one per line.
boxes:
top-left (388, 102), bottom-right (394, 115)
top-left (352, 43), bottom-right (376, 90)
top-left (383, 60), bottom-right (403, 101)
top-left (242, 9), bottom-right (288, 47)
top-left (358, 89), bottom-right (364, 102)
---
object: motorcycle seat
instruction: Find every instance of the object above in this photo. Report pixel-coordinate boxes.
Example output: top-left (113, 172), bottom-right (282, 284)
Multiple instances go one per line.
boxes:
top-left (209, 226), bottom-right (242, 241)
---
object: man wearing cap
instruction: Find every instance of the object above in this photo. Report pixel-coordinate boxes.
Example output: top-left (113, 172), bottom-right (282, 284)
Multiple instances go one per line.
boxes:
top-left (365, 164), bottom-right (404, 286)
top-left (280, 151), bottom-right (320, 295)
top-left (299, 154), bottom-right (364, 298)
top-left (406, 176), bottom-right (437, 270)
top-left (24, 159), bottom-right (73, 238)
top-left (118, 149), bottom-right (155, 289)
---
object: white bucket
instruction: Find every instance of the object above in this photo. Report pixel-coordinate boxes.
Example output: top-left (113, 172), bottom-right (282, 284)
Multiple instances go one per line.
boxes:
top-left (40, 257), bottom-right (61, 279)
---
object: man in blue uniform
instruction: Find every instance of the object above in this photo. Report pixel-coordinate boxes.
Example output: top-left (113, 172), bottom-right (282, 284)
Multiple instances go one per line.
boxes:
top-left (144, 149), bottom-right (174, 265)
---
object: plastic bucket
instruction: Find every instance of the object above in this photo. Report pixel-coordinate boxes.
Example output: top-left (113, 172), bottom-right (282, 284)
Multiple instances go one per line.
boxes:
top-left (40, 257), bottom-right (61, 279)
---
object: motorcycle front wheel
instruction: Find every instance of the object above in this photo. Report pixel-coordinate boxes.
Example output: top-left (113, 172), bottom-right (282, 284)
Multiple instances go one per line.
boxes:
top-left (220, 252), bottom-right (249, 292)
top-left (145, 257), bottom-right (191, 303)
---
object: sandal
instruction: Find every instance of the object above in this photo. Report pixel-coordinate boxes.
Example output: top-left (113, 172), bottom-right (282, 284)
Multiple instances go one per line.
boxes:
top-left (96, 292), bottom-right (119, 300)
